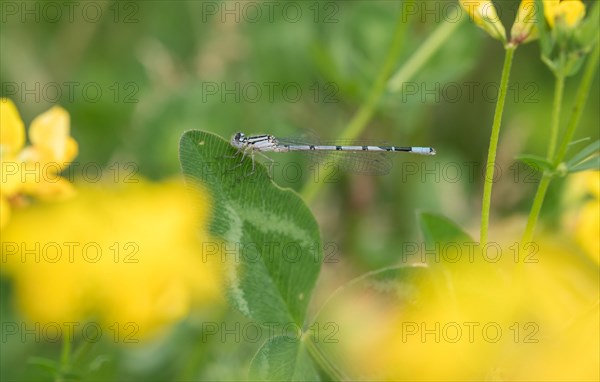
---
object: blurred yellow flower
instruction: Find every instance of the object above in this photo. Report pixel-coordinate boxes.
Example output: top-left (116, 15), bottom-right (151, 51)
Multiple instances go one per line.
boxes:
top-left (1, 180), bottom-right (223, 339)
top-left (320, 240), bottom-right (599, 380)
top-left (0, 99), bottom-right (25, 157)
top-left (563, 171), bottom-right (600, 263)
top-left (459, 0), bottom-right (507, 42)
top-left (0, 99), bottom-right (77, 229)
top-left (511, 0), bottom-right (539, 45)
top-left (544, 0), bottom-right (586, 29)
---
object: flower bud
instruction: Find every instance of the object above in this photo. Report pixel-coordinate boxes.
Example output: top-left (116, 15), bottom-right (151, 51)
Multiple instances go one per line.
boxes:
top-left (511, 0), bottom-right (539, 45)
top-left (459, 1), bottom-right (507, 42)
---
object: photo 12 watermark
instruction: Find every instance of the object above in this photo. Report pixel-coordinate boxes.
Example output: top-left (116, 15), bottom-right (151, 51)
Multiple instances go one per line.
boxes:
top-left (2, 321), bottom-right (140, 344)
top-left (199, 1), bottom-right (340, 24)
top-left (1, 161), bottom-right (140, 185)
top-left (401, 321), bottom-right (540, 344)
top-left (2, 241), bottom-right (140, 264)
top-left (0, 1), bottom-right (139, 24)
top-left (190, 158), bottom-right (544, 186)
top-left (399, 81), bottom-right (540, 104)
top-left (400, 241), bottom-right (540, 264)
top-left (200, 320), bottom-right (339, 344)
top-left (201, 241), bottom-right (340, 264)
top-left (1, 82), bottom-right (140, 104)
top-left (199, 81), bottom-right (339, 104)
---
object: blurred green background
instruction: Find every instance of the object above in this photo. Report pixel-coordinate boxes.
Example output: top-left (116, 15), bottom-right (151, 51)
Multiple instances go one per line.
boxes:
top-left (1, 0), bottom-right (598, 380)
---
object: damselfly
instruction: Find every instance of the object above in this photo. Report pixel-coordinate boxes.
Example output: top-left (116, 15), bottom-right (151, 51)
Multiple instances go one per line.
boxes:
top-left (229, 132), bottom-right (436, 175)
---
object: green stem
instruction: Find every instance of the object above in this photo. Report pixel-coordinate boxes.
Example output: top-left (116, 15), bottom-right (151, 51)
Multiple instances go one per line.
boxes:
top-left (480, 44), bottom-right (517, 245)
top-left (305, 336), bottom-right (348, 381)
top-left (338, 12), bottom-right (409, 142)
top-left (300, 11), bottom-right (408, 203)
top-left (521, 173), bottom-right (552, 244)
top-left (60, 331), bottom-right (71, 369)
top-left (72, 339), bottom-right (94, 367)
top-left (553, 44), bottom-right (600, 166)
top-left (300, 11), bottom-right (462, 203)
top-left (388, 16), bottom-right (464, 92)
top-left (547, 74), bottom-right (565, 160)
top-left (522, 44), bottom-right (599, 243)
top-left (56, 328), bottom-right (72, 382)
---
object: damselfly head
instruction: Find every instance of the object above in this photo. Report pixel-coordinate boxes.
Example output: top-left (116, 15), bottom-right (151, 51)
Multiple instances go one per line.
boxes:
top-left (231, 132), bottom-right (246, 147)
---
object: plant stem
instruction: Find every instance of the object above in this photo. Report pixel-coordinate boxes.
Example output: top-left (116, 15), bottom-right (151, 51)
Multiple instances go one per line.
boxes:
top-left (521, 173), bottom-right (552, 244)
top-left (522, 44), bottom-right (599, 243)
top-left (388, 16), bottom-right (464, 92)
top-left (56, 328), bottom-right (72, 382)
top-left (547, 74), bottom-right (565, 160)
top-left (339, 13), bottom-right (409, 143)
top-left (300, 11), bottom-right (463, 203)
top-left (60, 330), bottom-right (71, 369)
top-left (305, 336), bottom-right (348, 381)
top-left (300, 12), bottom-right (408, 203)
top-left (553, 44), bottom-right (600, 167)
top-left (480, 44), bottom-right (516, 245)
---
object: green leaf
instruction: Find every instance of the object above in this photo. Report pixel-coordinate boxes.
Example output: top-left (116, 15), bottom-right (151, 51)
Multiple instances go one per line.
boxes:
top-left (566, 139), bottom-right (600, 170)
top-left (515, 154), bottom-right (554, 173)
top-left (564, 52), bottom-right (588, 77)
top-left (28, 357), bottom-right (83, 381)
top-left (568, 157), bottom-right (600, 172)
top-left (27, 357), bottom-right (59, 372)
top-left (180, 130), bottom-right (322, 325)
top-left (87, 355), bottom-right (110, 372)
top-left (417, 212), bottom-right (472, 247)
top-left (416, 213), bottom-right (479, 315)
top-left (249, 336), bottom-right (320, 381)
top-left (416, 211), bottom-right (476, 286)
top-left (576, 1), bottom-right (600, 49)
top-left (179, 130), bottom-right (323, 380)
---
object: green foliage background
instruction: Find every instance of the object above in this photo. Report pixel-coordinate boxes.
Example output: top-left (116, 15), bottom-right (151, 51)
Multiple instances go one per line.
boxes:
top-left (1, 0), bottom-right (598, 381)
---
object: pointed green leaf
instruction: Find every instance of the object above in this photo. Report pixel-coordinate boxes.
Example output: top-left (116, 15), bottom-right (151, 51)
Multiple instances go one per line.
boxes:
top-left (576, 2), bottom-right (599, 48)
top-left (568, 157), bottom-right (600, 172)
top-left (179, 130), bottom-right (322, 327)
top-left (27, 357), bottom-right (59, 372)
top-left (566, 139), bottom-right (600, 169)
top-left (249, 336), bottom-right (320, 381)
top-left (87, 355), bottom-right (110, 372)
top-left (417, 212), bottom-right (474, 282)
top-left (565, 53), bottom-right (588, 77)
top-left (515, 154), bottom-right (554, 173)
top-left (417, 212), bottom-right (472, 247)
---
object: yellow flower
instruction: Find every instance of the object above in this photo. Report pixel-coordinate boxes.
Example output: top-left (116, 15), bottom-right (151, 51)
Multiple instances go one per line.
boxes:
top-left (544, 0), bottom-right (586, 29)
top-left (1, 180), bottom-right (224, 339)
top-left (0, 196), bottom-right (10, 229)
top-left (0, 99), bottom-right (25, 157)
top-left (511, 0), bottom-right (539, 45)
top-left (562, 171), bottom-right (600, 263)
top-left (0, 99), bottom-right (77, 229)
top-left (459, 0), bottom-right (507, 42)
top-left (319, 239), bottom-right (598, 380)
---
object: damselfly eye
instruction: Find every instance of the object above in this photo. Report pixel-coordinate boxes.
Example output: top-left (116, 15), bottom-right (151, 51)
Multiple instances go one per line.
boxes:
top-left (234, 132), bottom-right (245, 142)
